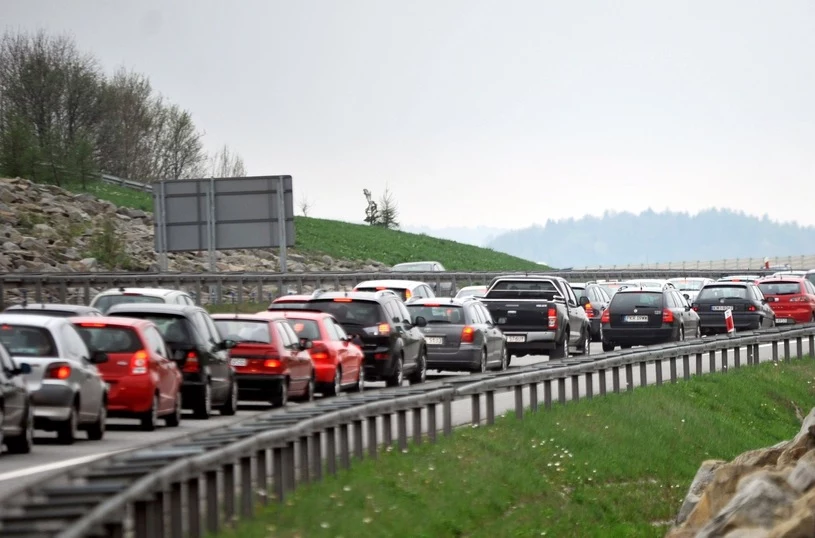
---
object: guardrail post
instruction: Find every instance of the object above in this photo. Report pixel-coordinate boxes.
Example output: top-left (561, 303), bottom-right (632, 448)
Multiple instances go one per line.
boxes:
top-left (543, 379), bottom-right (553, 409)
top-left (59, 280), bottom-right (67, 302)
top-left (105, 521), bottom-right (125, 538)
top-left (486, 391), bottom-right (495, 425)
top-left (612, 367), bottom-right (620, 393)
top-left (809, 335), bottom-right (814, 357)
top-left (471, 394), bottom-right (481, 425)
top-left (585, 374), bottom-right (593, 399)
top-left (797, 336), bottom-right (803, 359)
top-left (273, 446), bottom-right (286, 502)
top-left (285, 441), bottom-right (297, 491)
top-left (558, 377), bottom-right (567, 403)
top-left (682, 354), bottom-right (690, 380)
top-left (205, 469), bottom-right (219, 533)
top-left (722, 348), bottom-right (729, 372)
top-left (427, 403), bottom-right (437, 443)
top-left (412, 408), bottom-right (422, 445)
top-left (367, 416), bottom-right (379, 456)
top-left (784, 339), bottom-right (791, 362)
top-left (152, 490), bottom-right (166, 538)
top-left (299, 435), bottom-right (311, 482)
top-left (746, 344), bottom-right (753, 365)
top-left (625, 363), bottom-right (634, 392)
top-left (570, 375), bottom-right (579, 403)
top-left (772, 341), bottom-right (779, 362)
top-left (696, 352), bottom-right (703, 374)
top-left (339, 425), bottom-right (351, 469)
top-left (515, 385), bottom-right (525, 418)
top-left (654, 360), bottom-right (663, 385)
top-left (353, 419), bottom-right (365, 459)
top-left (530, 383), bottom-right (539, 409)
top-left (34, 279), bottom-right (42, 302)
top-left (257, 448), bottom-right (269, 504)
top-left (187, 476), bottom-right (201, 537)
top-left (397, 410), bottom-right (408, 450)
top-left (241, 456), bottom-right (253, 519)
top-left (669, 356), bottom-right (677, 383)
top-left (223, 462), bottom-right (236, 525)
top-left (84, 279), bottom-right (91, 305)
top-left (443, 399), bottom-right (453, 436)
top-left (709, 350), bottom-right (716, 372)
top-left (134, 500), bottom-right (152, 538)
top-left (310, 432), bottom-right (323, 480)
top-left (169, 482), bottom-right (183, 538)
top-left (734, 346), bottom-right (741, 368)
top-left (326, 428), bottom-right (338, 475)
top-left (383, 413), bottom-right (393, 446)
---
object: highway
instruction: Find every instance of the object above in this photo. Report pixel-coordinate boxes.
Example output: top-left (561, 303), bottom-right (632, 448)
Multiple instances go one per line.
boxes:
top-left (3, 337), bottom-right (803, 495)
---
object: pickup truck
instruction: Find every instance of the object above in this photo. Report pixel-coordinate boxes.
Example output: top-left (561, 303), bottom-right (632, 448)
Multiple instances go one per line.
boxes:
top-left (478, 275), bottom-right (591, 361)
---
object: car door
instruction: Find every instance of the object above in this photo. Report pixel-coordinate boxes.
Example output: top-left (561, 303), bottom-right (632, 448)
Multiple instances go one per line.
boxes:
top-left (274, 321), bottom-right (305, 392)
top-left (324, 318), bottom-right (352, 384)
top-left (561, 282), bottom-right (586, 345)
top-left (477, 303), bottom-right (502, 363)
top-left (144, 325), bottom-right (175, 413)
top-left (193, 311), bottom-right (229, 400)
top-left (0, 346), bottom-right (25, 432)
top-left (282, 322), bottom-right (311, 386)
top-left (394, 299), bottom-right (422, 366)
top-left (61, 323), bottom-right (102, 422)
top-left (751, 285), bottom-right (773, 326)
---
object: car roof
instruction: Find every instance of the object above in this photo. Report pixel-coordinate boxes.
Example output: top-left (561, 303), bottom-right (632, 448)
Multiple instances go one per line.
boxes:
top-left (310, 291), bottom-right (389, 302)
top-left (69, 315), bottom-right (152, 328)
top-left (616, 287), bottom-right (665, 294)
top-left (5, 303), bottom-right (101, 313)
top-left (355, 279), bottom-right (427, 289)
top-left (105, 303), bottom-right (203, 315)
top-left (94, 287), bottom-right (186, 297)
top-left (758, 276), bottom-right (806, 283)
top-left (408, 297), bottom-right (468, 306)
top-left (211, 313), bottom-right (277, 322)
top-left (705, 281), bottom-right (751, 286)
top-left (393, 261), bottom-right (440, 267)
top-left (270, 310), bottom-right (332, 320)
top-left (0, 313), bottom-right (66, 328)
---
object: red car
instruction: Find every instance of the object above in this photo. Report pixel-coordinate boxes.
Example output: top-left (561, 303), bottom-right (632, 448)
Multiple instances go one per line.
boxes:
top-left (264, 310), bottom-right (365, 396)
top-left (70, 316), bottom-right (183, 431)
top-left (211, 314), bottom-right (315, 407)
top-left (757, 277), bottom-right (815, 325)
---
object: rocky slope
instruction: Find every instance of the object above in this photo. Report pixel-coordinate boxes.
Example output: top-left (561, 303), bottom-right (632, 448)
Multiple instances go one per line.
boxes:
top-left (0, 177), bottom-right (388, 273)
top-left (668, 407), bottom-right (815, 537)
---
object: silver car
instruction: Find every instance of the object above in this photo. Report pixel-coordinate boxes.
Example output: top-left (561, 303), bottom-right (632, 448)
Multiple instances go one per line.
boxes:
top-left (0, 314), bottom-right (109, 444)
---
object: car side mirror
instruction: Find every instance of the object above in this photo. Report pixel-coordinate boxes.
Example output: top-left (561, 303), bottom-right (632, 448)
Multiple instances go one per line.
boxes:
top-left (414, 316), bottom-right (428, 328)
top-left (299, 337), bottom-right (313, 351)
top-left (217, 339), bottom-right (236, 351)
top-left (683, 293), bottom-right (690, 300)
top-left (578, 296), bottom-right (590, 308)
top-left (90, 351), bottom-right (109, 364)
top-left (14, 362), bottom-right (32, 375)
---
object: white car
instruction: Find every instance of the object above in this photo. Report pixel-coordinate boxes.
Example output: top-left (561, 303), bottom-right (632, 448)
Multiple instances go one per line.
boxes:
top-left (667, 278), bottom-right (715, 303)
top-left (455, 285), bottom-right (488, 299)
top-left (91, 287), bottom-right (195, 314)
top-left (0, 314), bottom-right (109, 444)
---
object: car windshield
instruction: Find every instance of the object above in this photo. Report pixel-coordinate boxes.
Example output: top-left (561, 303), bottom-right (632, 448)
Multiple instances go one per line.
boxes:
top-left (110, 313), bottom-right (193, 345)
top-left (73, 325), bottom-right (141, 353)
top-left (456, 287), bottom-right (486, 298)
top-left (93, 294), bottom-right (163, 314)
top-left (285, 319), bottom-right (322, 340)
top-left (0, 324), bottom-right (58, 357)
top-left (600, 283), bottom-right (629, 296)
top-left (808, 274), bottom-right (815, 287)
top-left (310, 300), bottom-right (383, 326)
top-left (486, 280), bottom-right (558, 300)
top-left (213, 320), bottom-right (271, 343)
top-left (670, 280), bottom-right (705, 291)
top-left (697, 286), bottom-right (749, 300)
top-left (393, 263), bottom-right (434, 271)
top-left (407, 305), bottom-right (465, 324)
top-left (758, 281), bottom-right (802, 296)
top-left (610, 292), bottom-right (663, 309)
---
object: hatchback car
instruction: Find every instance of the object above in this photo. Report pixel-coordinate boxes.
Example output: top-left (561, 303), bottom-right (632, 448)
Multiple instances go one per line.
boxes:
top-left (106, 304), bottom-right (237, 419)
top-left (756, 277), bottom-right (815, 326)
top-left (600, 287), bottom-right (701, 351)
top-left (0, 314), bottom-right (108, 444)
top-left (406, 297), bottom-right (507, 373)
top-left (268, 289), bottom-right (329, 310)
top-left (692, 282), bottom-right (775, 334)
top-left (570, 283), bottom-right (611, 342)
top-left (212, 314), bottom-right (315, 407)
top-left (266, 310), bottom-right (364, 396)
top-left (353, 279), bottom-right (436, 303)
top-left (0, 342), bottom-right (34, 454)
top-left (717, 275), bottom-right (762, 284)
top-left (667, 278), bottom-right (715, 303)
top-left (4, 304), bottom-right (102, 317)
top-left (455, 285), bottom-right (488, 299)
top-left (71, 317), bottom-right (183, 431)
top-left (91, 287), bottom-right (196, 314)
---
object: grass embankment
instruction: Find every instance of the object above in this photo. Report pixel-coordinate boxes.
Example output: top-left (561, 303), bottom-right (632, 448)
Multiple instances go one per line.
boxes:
top-left (58, 181), bottom-right (544, 271)
top-left (214, 360), bottom-right (815, 538)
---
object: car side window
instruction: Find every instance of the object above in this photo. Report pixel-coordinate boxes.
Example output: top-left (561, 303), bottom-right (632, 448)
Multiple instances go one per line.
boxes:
top-left (273, 322), bottom-right (293, 348)
top-left (145, 327), bottom-right (168, 357)
top-left (322, 318), bottom-right (341, 340)
top-left (752, 285), bottom-right (764, 301)
top-left (663, 292), bottom-right (676, 309)
top-left (674, 291), bottom-right (688, 307)
top-left (424, 285), bottom-right (435, 297)
top-left (0, 345), bottom-right (15, 372)
top-left (396, 301), bottom-right (412, 323)
top-left (383, 301), bottom-right (400, 323)
top-left (564, 284), bottom-right (578, 306)
top-left (282, 323), bottom-right (301, 347)
top-left (202, 314), bottom-right (223, 343)
top-left (61, 324), bottom-right (89, 361)
top-left (806, 281), bottom-right (815, 295)
top-left (479, 304), bottom-right (495, 324)
top-left (333, 322), bottom-right (349, 340)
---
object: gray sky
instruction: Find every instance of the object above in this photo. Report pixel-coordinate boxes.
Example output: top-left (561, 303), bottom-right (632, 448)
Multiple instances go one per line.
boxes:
top-left (4, 0), bottom-right (815, 229)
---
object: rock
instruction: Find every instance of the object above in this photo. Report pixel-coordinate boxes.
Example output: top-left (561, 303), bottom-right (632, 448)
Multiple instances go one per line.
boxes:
top-left (79, 257), bottom-right (98, 270)
top-left (676, 460), bottom-right (728, 526)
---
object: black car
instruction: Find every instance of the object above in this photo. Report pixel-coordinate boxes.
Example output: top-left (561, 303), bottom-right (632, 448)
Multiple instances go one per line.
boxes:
top-left (106, 304), bottom-right (237, 419)
top-left (289, 290), bottom-right (429, 387)
top-left (0, 341), bottom-right (34, 454)
top-left (4, 303), bottom-right (103, 317)
top-left (406, 296), bottom-right (507, 373)
top-left (570, 283), bottom-right (611, 342)
top-left (692, 282), bottom-right (776, 335)
top-left (601, 286), bottom-right (701, 351)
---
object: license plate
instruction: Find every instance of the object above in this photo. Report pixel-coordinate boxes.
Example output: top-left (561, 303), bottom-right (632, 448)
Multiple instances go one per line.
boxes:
top-left (776, 318), bottom-right (791, 324)
top-left (624, 315), bottom-right (648, 322)
top-left (711, 305), bottom-right (733, 311)
top-left (230, 358), bottom-right (247, 367)
top-left (425, 337), bottom-right (444, 345)
top-left (506, 335), bottom-right (526, 343)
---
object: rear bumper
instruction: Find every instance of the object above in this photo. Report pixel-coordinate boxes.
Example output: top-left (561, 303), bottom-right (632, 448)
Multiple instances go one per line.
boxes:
top-left (235, 373), bottom-right (286, 401)
top-left (698, 312), bottom-right (762, 332)
top-left (502, 330), bottom-right (557, 356)
top-left (426, 345), bottom-right (481, 371)
top-left (313, 362), bottom-right (339, 384)
top-left (771, 307), bottom-right (812, 324)
top-left (362, 349), bottom-right (398, 381)
top-left (603, 326), bottom-right (676, 345)
top-left (30, 383), bottom-right (75, 425)
top-left (105, 376), bottom-right (156, 415)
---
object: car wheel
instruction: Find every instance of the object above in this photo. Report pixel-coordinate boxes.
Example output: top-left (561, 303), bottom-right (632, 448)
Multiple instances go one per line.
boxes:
top-left (300, 376), bottom-right (315, 402)
top-left (270, 379), bottom-right (288, 408)
top-left (57, 404), bottom-right (79, 445)
top-left (694, 325), bottom-right (701, 340)
top-left (580, 328), bottom-right (590, 355)
top-left (349, 365), bottom-right (365, 393)
top-left (140, 393), bottom-right (159, 431)
top-left (597, 324), bottom-right (604, 343)
top-left (475, 347), bottom-right (487, 374)
top-left (678, 326), bottom-right (685, 342)
top-left (550, 330), bottom-right (568, 360)
top-left (409, 348), bottom-right (427, 384)
top-left (193, 381), bottom-right (213, 419)
top-left (165, 393), bottom-right (182, 427)
top-left (6, 405), bottom-right (34, 454)
top-left (220, 378), bottom-right (238, 416)
top-left (0, 407), bottom-right (5, 449)
top-left (386, 355), bottom-right (404, 387)
top-left (87, 398), bottom-right (106, 441)
top-left (326, 367), bottom-right (342, 397)
top-left (602, 340), bottom-right (615, 352)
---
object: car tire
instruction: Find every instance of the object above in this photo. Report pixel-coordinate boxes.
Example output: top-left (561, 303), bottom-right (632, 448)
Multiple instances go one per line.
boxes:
top-left (349, 366), bottom-right (364, 393)
top-left (326, 367), bottom-right (342, 397)
top-left (694, 325), bottom-right (701, 340)
top-left (57, 403), bottom-right (79, 445)
top-left (220, 378), bottom-right (238, 416)
top-left (140, 393), bottom-right (159, 432)
top-left (193, 382), bottom-right (213, 420)
top-left (270, 379), bottom-right (288, 408)
top-left (87, 397), bottom-right (106, 441)
top-left (474, 347), bottom-right (487, 374)
top-left (499, 344), bottom-right (508, 371)
top-left (299, 376), bottom-right (315, 402)
top-left (6, 405), bottom-right (34, 454)
top-left (596, 324), bottom-right (604, 343)
top-left (550, 330), bottom-right (568, 360)
top-left (165, 393), bottom-right (182, 427)
top-left (578, 328), bottom-right (590, 355)
top-left (385, 355), bottom-right (404, 387)
top-left (602, 340), bottom-right (614, 352)
top-left (678, 325), bottom-right (685, 342)
top-left (408, 348), bottom-right (427, 384)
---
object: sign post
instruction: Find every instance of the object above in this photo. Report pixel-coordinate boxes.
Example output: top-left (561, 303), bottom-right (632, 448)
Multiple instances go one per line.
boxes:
top-left (724, 308), bottom-right (735, 335)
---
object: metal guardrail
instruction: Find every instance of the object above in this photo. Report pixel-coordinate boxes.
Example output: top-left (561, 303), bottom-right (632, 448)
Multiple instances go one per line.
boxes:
top-left (1, 324), bottom-right (812, 537)
top-left (0, 269), bottom-right (783, 309)
top-left (578, 255), bottom-right (815, 272)
top-left (99, 174), bottom-right (153, 193)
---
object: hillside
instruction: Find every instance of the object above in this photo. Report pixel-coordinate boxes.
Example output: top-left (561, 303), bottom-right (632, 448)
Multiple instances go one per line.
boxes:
top-left (488, 209), bottom-right (815, 268)
top-left (0, 177), bottom-right (544, 273)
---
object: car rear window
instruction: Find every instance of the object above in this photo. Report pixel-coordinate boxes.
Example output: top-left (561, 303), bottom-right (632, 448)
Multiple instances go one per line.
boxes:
top-left (269, 300), bottom-right (311, 310)
top-left (285, 319), bottom-right (322, 340)
top-left (73, 325), bottom-right (142, 353)
top-left (94, 295), bottom-right (164, 314)
top-left (5, 309), bottom-right (78, 317)
top-left (354, 287), bottom-right (409, 301)
top-left (310, 300), bottom-right (383, 326)
top-left (0, 324), bottom-right (58, 357)
top-left (610, 292), bottom-right (664, 310)
top-left (670, 280), bottom-right (706, 291)
top-left (486, 280), bottom-right (558, 299)
top-left (214, 320), bottom-right (272, 343)
top-left (696, 286), bottom-right (749, 301)
top-left (407, 304), bottom-right (465, 324)
top-left (109, 313), bottom-right (193, 345)
top-left (758, 281), bottom-right (803, 296)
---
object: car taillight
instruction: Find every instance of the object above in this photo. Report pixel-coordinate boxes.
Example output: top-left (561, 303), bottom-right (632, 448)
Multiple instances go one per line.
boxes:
top-left (600, 310), bottom-right (610, 323)
top-left (376, 323), bottom-right (390, 335)
top-left (131, 349), bottom-right (149, 375)
top-left (405, 289), bottom-right (412, 299)
top-left (46, 362), bottom-right (71, 380)
top-left (584, 302), bottom-right (594, 317)
top-left (310, 343), bottom-right (330, 361)
top-left (264, 359), bottom-right (281, 369)
top-left (747, 305), bottom-right (756, 311)
top-left (461, 326), bottom-right (475, 343)
top-left (548, 307), bottom-right (558, 329)
top-left (692, 305), bottom-right (698, 311)
top-left (662, 309), bottom-right (674, 323)
top-left (182, 351), bottom-right (199, 373)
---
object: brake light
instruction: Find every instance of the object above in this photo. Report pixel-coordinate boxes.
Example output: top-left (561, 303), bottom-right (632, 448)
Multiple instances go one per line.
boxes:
top-left (461, 326), bottom-right (475, 343)
top-left (425, 303), bottom-right (440, 307)
top-left (692, 305), bottom-right (698, 311)
top-left (376, 323), bottom-right (390, 335)
top-left (131, 350), bottom-right (149, 375)
top-left (310, 343), bottom-right (330, 361)
top-left (548, 307), bottom-right (558, 329)
top-left (747, 305), bottom-right (756, 311)
top-left (46, 363), bottom-right (71, 380)
top-left (601, 310), bottom-right (610, 323)
top-left (662, 309), bottom-right (674, 323)
top-left (79, 322), bottom-right (107, 328)
top-left (182, 351), bottom-right (199, 373)
top-left (584, 302), bottom-right (594, 317)
top-left (376, 287), bottom-right (387, 290)
top-left (264, 359), bottom-right (281, 369)
top-left (405, 289), bottom-right (412, 299)
top-left (333, 298), bottom-right (353, 302)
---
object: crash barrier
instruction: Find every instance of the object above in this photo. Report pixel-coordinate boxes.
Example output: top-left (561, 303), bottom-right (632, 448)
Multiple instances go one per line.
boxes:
top-left (0, 268), bottom-right (777, 308)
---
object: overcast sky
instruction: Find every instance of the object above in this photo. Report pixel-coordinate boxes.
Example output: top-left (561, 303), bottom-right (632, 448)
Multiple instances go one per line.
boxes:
top-left (4, 0), bottom-right (815, 230)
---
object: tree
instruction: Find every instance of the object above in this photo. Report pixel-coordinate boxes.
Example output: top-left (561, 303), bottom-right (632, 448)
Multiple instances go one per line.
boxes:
top-left (298, 194), bottom-right (313, 217)
top-left (363, 188), bottom-right (379, 225)
top-left (209, 144), bottom-right (246, 177)
top-left (159, 104), bottom-right (206, 180)
top-left (377, 186), bottom-right (400, 229)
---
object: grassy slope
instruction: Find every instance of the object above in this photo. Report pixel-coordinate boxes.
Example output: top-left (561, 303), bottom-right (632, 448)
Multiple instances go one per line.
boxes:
top-left (214, 360), bottom-right (815, 538)
top-left (61, 182), bottom-right (544, 271)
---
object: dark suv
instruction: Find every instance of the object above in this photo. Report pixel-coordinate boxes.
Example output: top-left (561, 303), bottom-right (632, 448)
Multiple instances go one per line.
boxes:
top-left (277, 290), bottom-right (429, 387)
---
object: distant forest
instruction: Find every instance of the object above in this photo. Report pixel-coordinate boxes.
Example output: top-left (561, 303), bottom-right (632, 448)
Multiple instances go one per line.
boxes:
top-left (487, 209), bottom-right (815, 268)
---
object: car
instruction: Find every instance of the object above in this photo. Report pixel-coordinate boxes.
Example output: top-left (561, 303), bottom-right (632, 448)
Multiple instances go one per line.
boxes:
top-left (70, 317), bottom-right (183, 431)
top-left (692, 281), bottom-right (775, 335)
top-left (772, 270), bottom-right (815, 288)
top-left (353, 279), bottom-right (436, 302)
top-left (0, 342), bottom-right (34, 454)
top-left (406, 297), bottom-right (507, 373)
top-left (4, 303), bottom-right (103, 317)
top-left (105, 304), bottom-right (238, 419)
top-left (596, 280), bottom-right (636, 298)
top-left (391, 261), bottom-right (451, 294)
top-left (0, 314), bottom-right (108, 444)
top-left (90, 287), bottom-right (196, 314)
top-left (212, 314), bottom-right (315, 406)
top-left (667, 278), bottom-right (715, 304)
top-left (717, 275), bottom-right (762, 284)
top-left (258, 310), bottom-right (364, 396)
top-left (756, 277), bottom-right (815, 325)
top-left (286, 290), bottom-right (429, 387)
top-left (600, 286), bottom-right (701, 351)
top-left (455, 285), bottom-right (488, 299)
top-left (620, 279), bottom-right (677, 291)
top-left (570, 282), bottom-right (611, 342)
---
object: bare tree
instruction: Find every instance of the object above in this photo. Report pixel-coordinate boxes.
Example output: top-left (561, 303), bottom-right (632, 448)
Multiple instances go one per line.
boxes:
top-left (159, 104), bottom-right (206, 180)
top-left (298, 194), bottom-right (313, 217)
top-left (209, 144), bottom-right (246, 177)
top-left (378, 186), bottom-right (400, 229)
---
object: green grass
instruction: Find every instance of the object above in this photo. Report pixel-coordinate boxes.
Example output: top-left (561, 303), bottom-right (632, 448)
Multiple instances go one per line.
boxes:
top-left (57, 180), bottom-right (544, 271)
top-left (212, 359), bottom-right (815, 538)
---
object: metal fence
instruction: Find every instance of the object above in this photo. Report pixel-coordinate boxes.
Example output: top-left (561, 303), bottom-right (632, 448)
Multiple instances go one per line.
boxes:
top-left (577, 255), bottom-right (815, 272)
top-left (1, 324), bottom-right (812, 537)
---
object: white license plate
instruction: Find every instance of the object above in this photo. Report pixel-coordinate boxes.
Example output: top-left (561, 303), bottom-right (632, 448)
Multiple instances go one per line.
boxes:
top-left (711, 305), bottom-right (733, 311)
top-left (776, 318), bottom-right (791, 324)
top-left (425, 337), bottom-right (444, 345)
top-left (506, 335), bottom-right (526, 343)
top-left (230, 358), bottom-right (247, 367)
top-left (624, 315), bottom-right (649, 322)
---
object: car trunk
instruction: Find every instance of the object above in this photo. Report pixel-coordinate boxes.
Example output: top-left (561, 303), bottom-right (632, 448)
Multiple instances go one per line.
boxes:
top-left (420, 323), bottom-right (464, 349)
top-left (73, 324), bottom-right (143, 380)
top-left (608, 292), bottom-right (664, 328)
top-left (482, 301), bottom-right (553, 332)
top-left (229, 343), bottom-right (279, 373)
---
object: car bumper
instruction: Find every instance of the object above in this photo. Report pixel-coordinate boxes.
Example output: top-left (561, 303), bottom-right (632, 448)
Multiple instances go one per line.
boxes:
top-left (426, 345), bottom-right (481, 371)
top-left (698, 312), bottom-right (762, 332)
top-left (235, 373), bottom-right (286, 401)
top-left (771, 307), bottom-right (811, 325)
top-left (502, 330), bottom-right (558, 355)
top-left (105, 377), bottom-right (156, 415)
top-left (313, 362), bottom-right (339, 385)
top-left (362, 349), bottom-right (398, 381)
top-left (603, 326), bottom-right (676, 345)
top-left (30, 383), bottom-right (75, 423)
top-left (588, 318), bottom-right (602, 336)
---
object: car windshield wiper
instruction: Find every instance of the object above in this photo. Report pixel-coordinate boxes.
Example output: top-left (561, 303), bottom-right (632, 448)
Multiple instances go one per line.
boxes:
top-left (426, 319), bottom-right (451, 324)
top-left (236, 340), bottom-right (268, 344)
top-left (633, 305), bottom-right (655, 308)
